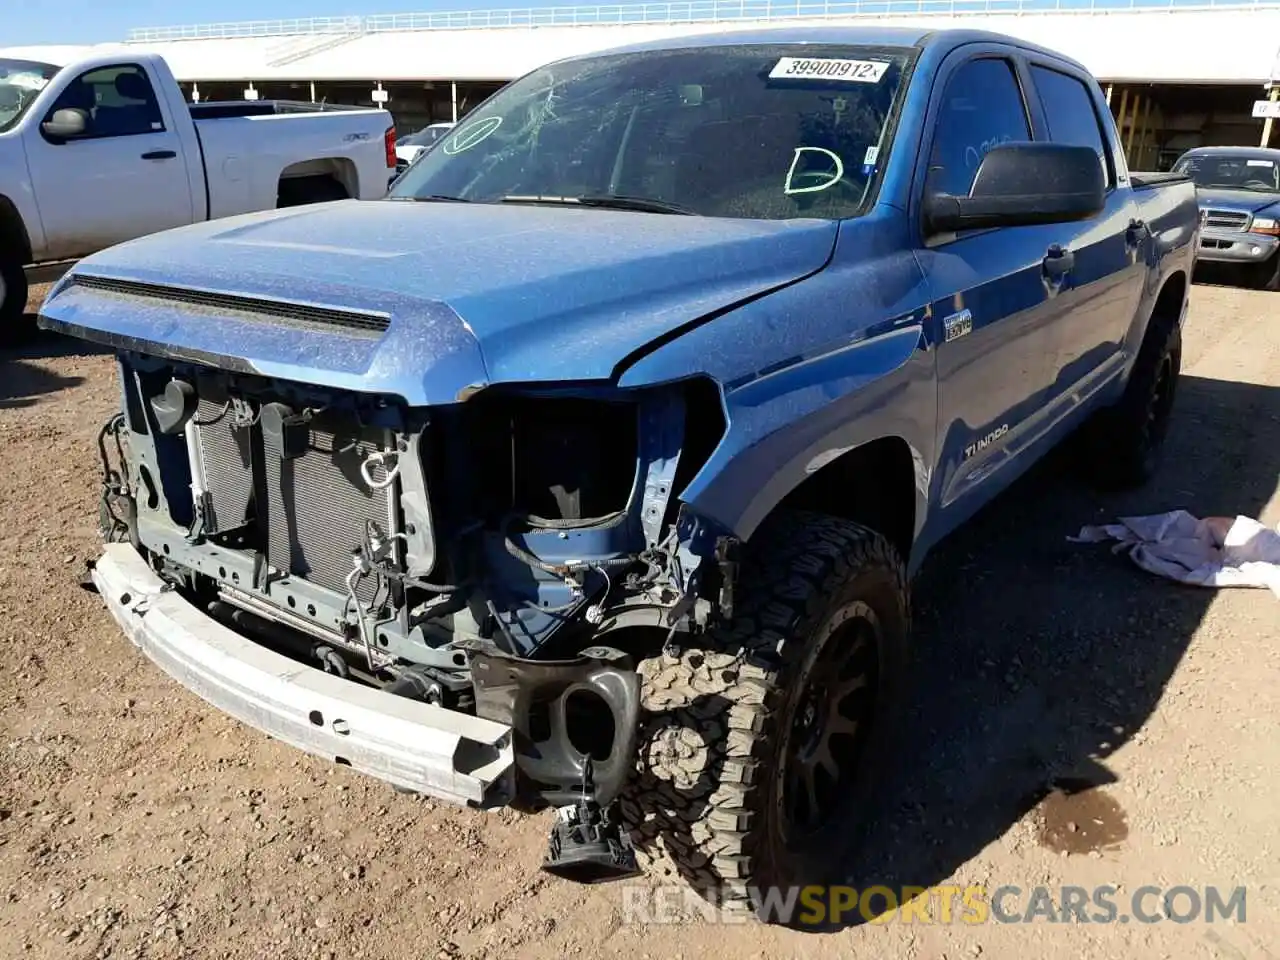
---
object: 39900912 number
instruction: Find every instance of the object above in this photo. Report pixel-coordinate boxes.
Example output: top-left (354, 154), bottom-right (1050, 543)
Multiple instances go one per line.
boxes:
top-left (767, 57), bottom-right (891, 83)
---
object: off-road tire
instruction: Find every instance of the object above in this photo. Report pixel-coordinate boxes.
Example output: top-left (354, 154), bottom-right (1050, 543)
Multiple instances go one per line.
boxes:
top-left (0, 246), bottom-right (32, 348)
top-left (1252, 254), bottom-right (1280, 292)
top-left (1083, 316), bottom-right (1182, 490)
top-left (619, 510), bottom-right (910, 921)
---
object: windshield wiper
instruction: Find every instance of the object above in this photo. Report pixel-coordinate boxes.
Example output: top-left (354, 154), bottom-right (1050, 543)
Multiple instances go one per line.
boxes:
top-left (395, 194), bottom-right (472, 203)
top-left (501, 194), bottom-right (695, 215)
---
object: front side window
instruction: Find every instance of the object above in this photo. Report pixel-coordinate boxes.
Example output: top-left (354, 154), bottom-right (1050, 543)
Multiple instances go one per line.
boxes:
top-left (49, 64), bottom-right (165, 139)
top-left (390, 44), bottom-right (916, 220)
top-left (925, 57), bottom-right (1031, 199)
top-left (1174, 153), bottom-right (1280, 193)
top-left (1030, 65), bottom-right (1110, 185)
top-left (0, 59), bottom-right (60, 133)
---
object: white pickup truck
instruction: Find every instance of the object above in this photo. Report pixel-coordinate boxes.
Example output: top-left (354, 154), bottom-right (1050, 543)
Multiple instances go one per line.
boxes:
top-left (0, 46), bottom-right (398, 343)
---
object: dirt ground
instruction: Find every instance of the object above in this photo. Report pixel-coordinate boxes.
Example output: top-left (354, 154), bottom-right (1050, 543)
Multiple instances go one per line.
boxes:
top-left (1, 282), bottom-right (1277, 960)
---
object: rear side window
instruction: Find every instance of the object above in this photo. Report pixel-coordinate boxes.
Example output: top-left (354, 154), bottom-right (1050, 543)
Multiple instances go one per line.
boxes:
top-left (926, 58), bottom-right (1031, 199)
top-left (1030, 65), bottom-right (1111, 185)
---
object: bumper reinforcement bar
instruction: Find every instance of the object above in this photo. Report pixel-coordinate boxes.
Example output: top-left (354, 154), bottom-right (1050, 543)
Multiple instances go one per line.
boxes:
top-left (90, 543), bottom-right (515, 807)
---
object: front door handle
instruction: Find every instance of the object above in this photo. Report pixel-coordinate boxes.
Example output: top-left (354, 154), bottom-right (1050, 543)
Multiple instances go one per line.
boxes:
top-left (141, 150), bottom-right (176, 160)
top-left (1042, 244), bottom-right (1075, 279)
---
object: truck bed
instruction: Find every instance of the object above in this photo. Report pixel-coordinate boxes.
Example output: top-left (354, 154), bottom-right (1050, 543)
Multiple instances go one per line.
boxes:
top-left (189, 100), bottom-right (375, 121)
top-left (1130, 171), bottom-right (1192, 190)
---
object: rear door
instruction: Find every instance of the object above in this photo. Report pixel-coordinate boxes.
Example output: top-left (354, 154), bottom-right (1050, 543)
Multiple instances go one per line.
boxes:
top-left (1023, 59), bottom-right (1143, 404)
top-left (911, 48), bottom-right (1065, 524)
top-left (25, 62), bottom-right (194, 260)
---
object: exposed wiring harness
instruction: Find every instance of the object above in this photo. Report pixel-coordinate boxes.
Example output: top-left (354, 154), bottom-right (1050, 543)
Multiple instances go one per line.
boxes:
top-left (343, 520), bottom-right (476, 667)
top-left (96, 414), bottom-right (132, 542)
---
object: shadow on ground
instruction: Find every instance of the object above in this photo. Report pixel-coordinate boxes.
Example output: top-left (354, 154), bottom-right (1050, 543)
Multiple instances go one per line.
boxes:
top-left (7, 313), bottom-right (111, 364)
top-left (822, 371), bottom-right (1280, 925)
top-left (0, 317), bottom-right (104, 408)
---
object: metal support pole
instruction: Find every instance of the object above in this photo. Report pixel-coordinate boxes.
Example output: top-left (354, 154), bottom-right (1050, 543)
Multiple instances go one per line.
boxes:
top-left (310, 81), bottom-right (317, 102)
top-left (451, 81), bottom-right (458, 123)
top-left (1262, 85), bottom-right (1279, 147)
top-left (1105, 83), bottom-right (1114, 106)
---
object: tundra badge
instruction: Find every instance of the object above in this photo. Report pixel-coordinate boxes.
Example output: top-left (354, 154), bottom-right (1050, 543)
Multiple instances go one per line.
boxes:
top-left (943, 309), bottom-right (973, 342)
top-left (964, 423), bottom-right (1009, 460)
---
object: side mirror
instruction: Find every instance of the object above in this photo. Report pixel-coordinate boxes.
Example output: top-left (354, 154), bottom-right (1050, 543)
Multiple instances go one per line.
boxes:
top-left (924, 142), bottom-right (1105, 234)
top-left (41, 108), bottom-right (88, 141)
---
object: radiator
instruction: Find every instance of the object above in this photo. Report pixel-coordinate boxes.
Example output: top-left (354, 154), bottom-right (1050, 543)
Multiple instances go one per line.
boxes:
top-left (260, 418), bottom-right (396, 606)
top-left (193, 399), bottom-right (254, 534)
top-left (192, 398), bottom-right (397, 608)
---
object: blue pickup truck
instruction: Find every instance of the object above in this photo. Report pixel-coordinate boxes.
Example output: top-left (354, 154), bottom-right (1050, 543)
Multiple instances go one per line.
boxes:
top-left (40, 26), bottom-right (1197, 918)
top-left (1174, 145), bottom-right (1280, 289)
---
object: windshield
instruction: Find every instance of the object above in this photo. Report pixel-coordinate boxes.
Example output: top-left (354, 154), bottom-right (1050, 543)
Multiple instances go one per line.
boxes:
top-left (0, 59), bottom-right (60, 133)
top-left (1174, 153), bottom-right (1280, 193)
top-left (404, 125), bottom-right (451, 148)
top-left (389, 43), bottom-right (914, 220)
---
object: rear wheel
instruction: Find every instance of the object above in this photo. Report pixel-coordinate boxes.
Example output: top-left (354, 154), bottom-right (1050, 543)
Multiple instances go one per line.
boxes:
top-left (620, 510), bottom-right (910, 921)
top-left (0, 246), bottom-right (33, 348)
top-left (277, 175), bottom-right (349, 208)
top-left (1082, 317), bottom-right (1182, 490)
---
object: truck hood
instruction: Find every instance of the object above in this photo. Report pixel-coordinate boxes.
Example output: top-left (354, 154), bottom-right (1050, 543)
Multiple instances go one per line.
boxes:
top-left (1195, 188), bottom-right (1280, 215)
top-left (39, 200), bottom-right (837, 405)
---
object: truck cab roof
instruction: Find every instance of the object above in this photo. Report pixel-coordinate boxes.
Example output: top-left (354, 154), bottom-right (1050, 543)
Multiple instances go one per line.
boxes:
top-left (586, 24), bottom-right (1091, 73)
top-left (0, 44), bottom-right (121, 69)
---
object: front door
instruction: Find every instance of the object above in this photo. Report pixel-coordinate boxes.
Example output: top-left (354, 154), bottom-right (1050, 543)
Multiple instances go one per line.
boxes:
top-left (26, 62), bottom-right (193, 261)
top-left (913, 52), bottom-right (1066, 526)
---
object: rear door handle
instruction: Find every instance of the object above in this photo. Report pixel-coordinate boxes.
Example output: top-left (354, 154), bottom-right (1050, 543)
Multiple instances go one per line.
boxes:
top-left (141, 150), bottom-right (176, 160)
top-left (1126, 218), bottom-right (1148, 247)
top-left (1042, 244), bottom-right (1075, 278)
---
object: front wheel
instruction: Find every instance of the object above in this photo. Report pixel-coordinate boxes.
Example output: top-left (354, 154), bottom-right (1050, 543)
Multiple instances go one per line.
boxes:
top-left (1253, 254), bottom-right (1280, 291)
top-left (620, 510), bottom-right (910, 921)
top-left (0, 247), bottom-right (32, 348)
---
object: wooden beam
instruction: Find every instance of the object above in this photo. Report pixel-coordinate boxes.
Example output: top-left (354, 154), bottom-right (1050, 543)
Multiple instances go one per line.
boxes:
top-left (1136, 96), bottom-right (1154, 169)
top-left (1115, 87), bottom-right (1131, 159)
top-left (1124, 90), bottom-right (1143, 162)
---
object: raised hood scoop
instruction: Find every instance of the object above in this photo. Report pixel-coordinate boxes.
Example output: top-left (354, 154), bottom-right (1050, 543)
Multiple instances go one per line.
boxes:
top-left (38, 200), bottom-right (838, 404)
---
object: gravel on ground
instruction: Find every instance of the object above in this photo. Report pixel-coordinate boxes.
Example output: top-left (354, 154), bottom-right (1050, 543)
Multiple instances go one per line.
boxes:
top-left (1, 282), bottom-right (1276, 959)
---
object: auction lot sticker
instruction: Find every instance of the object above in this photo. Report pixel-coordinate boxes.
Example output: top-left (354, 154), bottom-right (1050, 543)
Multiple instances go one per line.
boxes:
top-left (768, 57), bottom-right (891, 83)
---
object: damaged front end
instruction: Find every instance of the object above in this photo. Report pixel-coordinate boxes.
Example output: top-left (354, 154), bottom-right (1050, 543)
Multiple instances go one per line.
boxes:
top-left (89, 350), bottom-right (735, 877)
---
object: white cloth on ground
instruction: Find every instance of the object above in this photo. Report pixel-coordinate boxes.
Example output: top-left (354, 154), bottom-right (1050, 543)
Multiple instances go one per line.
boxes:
top-left (1069, 510), bottom-right (1280, 599)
